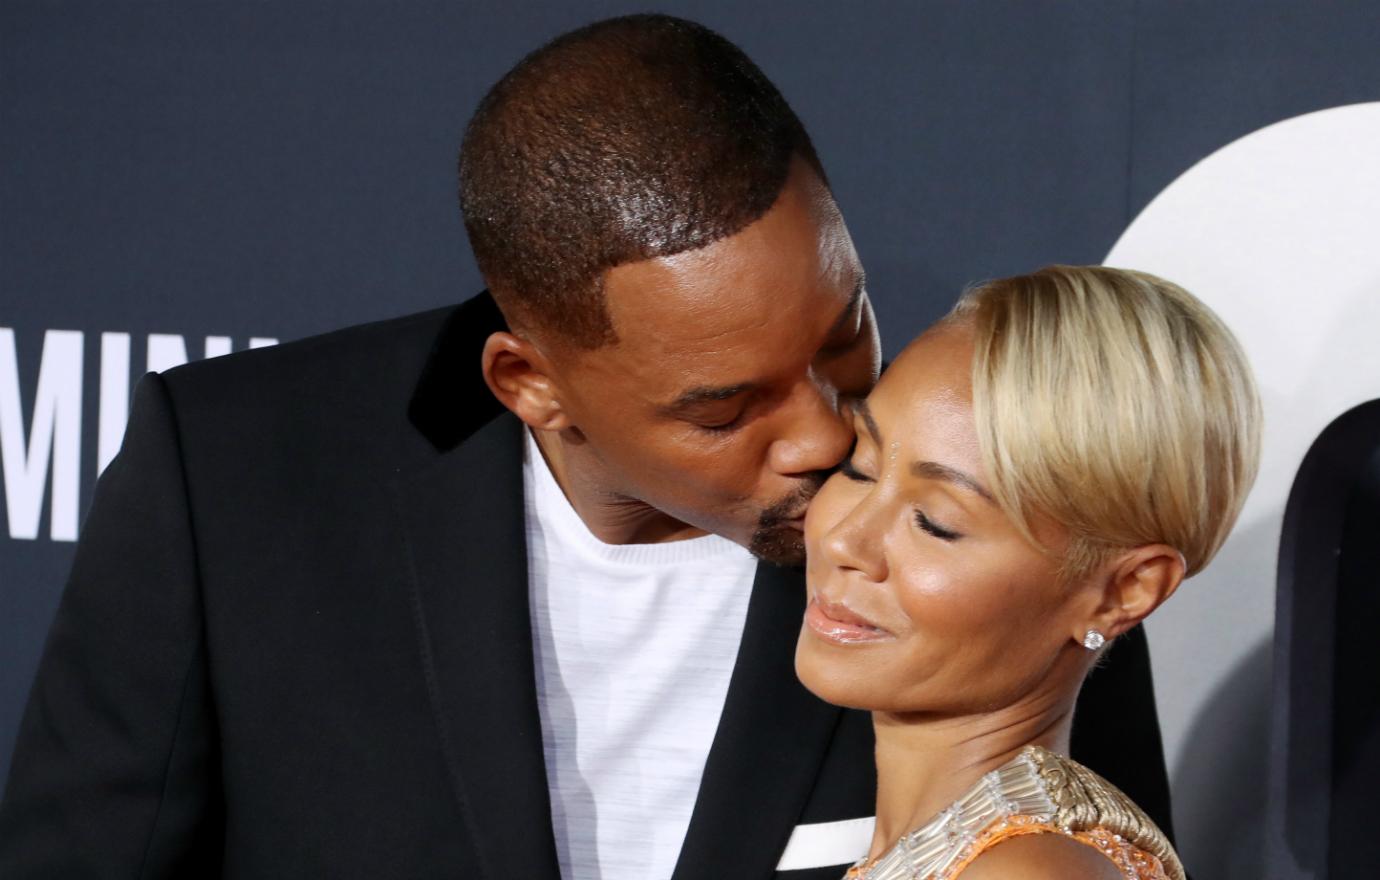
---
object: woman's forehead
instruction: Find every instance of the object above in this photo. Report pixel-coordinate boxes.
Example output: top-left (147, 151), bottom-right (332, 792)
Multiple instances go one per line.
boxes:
top-left (874, 325), bottom-right (975, 421)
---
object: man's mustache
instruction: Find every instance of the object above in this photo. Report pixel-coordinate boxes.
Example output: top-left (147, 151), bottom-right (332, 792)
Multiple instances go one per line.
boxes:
top-left (757, 470), bottom-right (830, 527)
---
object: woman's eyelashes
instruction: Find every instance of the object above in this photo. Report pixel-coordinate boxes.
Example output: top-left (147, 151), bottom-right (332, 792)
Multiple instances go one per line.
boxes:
top-left (839, 451), bottom-right (874, 482)
top-left (838, 445), bottom-right (963, 540)
top-left (834, 434), bottom-right (876, 481)
top-left (915, 509), bottom-right (961, 541)
top-left (833, 441), bottom-right (877, 482)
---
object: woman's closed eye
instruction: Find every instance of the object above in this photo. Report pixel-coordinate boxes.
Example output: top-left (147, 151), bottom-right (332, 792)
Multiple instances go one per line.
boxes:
top-left (915, 509), bottom-right (961, 541)
top-left (839, 452), bottom-right (873, 482)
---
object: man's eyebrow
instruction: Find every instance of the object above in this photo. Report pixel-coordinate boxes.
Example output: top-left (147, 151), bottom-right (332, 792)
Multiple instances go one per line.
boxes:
top-left (664, 382), bottom-right (757, 412)
top-left (828, 274), bottom-right (867, 336)
top-left (911, 460), bottom-right (996, 504)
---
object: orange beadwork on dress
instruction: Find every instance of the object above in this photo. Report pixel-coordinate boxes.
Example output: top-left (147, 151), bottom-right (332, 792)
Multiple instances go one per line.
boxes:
top-left (841, 747), bottom-right (1183, 880)
top-left (946, 815), bottom-right (1170, 879)
top-left (844, 814), bottom-right (1170, 880)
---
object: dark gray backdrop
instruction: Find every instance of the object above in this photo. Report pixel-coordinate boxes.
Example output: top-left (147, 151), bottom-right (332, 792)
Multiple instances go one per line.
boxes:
top-left (3, 0), bottom-right (1378, 840)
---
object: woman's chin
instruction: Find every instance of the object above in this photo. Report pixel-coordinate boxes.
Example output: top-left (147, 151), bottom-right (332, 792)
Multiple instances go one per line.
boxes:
top-left (794, 635), bottom-right (888, 711)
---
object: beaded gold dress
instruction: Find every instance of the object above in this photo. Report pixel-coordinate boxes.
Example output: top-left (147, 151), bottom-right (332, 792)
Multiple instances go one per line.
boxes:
top-left (843, 746), bottom-right (1183, 880)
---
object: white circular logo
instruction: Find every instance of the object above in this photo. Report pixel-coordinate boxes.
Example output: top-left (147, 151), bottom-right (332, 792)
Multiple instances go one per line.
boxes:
top-left (1106, 102), bottom-right (1380, 870)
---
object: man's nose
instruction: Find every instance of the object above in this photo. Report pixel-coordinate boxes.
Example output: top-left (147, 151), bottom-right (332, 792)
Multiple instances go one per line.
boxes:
top-left (766, 375), bottom-right (854, 477)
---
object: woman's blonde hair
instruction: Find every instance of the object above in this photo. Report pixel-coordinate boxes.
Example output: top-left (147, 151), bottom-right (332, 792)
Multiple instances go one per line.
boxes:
top-left (949, 265), bottom-right (1262, 581)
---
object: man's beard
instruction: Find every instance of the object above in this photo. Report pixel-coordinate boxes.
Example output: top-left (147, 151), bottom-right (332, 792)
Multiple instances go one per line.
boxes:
top-left (748, 472), bottom-right (828, 567)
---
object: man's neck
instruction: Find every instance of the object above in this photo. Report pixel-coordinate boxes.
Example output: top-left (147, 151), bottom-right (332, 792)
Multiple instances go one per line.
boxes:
top-left (531, 428), bottom-right (707, 545)
top-left (866, 655), bottom-right (1087, 860)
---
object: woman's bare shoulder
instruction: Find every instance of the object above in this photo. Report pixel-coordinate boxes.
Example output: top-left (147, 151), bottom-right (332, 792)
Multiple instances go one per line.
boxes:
top-left (958, 831), bottom-right (1125, 880)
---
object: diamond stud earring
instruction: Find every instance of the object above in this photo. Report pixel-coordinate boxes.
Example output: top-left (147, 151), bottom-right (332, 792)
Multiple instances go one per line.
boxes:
top-left (1082, 629), bottom-right (1106, 651)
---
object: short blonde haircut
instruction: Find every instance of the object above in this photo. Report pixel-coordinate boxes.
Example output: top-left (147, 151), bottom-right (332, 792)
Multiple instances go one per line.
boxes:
top-left (949, 265), bottom-right (1262, 580)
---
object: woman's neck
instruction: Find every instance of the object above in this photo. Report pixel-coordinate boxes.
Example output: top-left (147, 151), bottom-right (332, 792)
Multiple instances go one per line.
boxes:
top-left (867, 660), bottom-right (1083, 860)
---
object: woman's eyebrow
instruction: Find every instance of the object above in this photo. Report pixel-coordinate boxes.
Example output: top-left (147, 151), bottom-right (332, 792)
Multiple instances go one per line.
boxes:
top-left (910, 460), bottom-right (996, 504)
top-left (850, 397), bottom-right (883, 446)
top-left (851, 399), bottom-right (995, 503)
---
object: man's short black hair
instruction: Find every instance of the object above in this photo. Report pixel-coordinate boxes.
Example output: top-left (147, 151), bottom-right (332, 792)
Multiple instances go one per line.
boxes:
top-left (458, 14), bottom-right (824, 348)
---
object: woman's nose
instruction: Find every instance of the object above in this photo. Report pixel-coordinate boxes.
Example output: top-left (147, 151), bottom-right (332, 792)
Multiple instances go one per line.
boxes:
top-left (819, 493), bottom-right (888, 584)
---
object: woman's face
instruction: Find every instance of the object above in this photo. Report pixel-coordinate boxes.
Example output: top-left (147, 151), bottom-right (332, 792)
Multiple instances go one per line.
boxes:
top-left (796, 322), bottom-right (1088, 716)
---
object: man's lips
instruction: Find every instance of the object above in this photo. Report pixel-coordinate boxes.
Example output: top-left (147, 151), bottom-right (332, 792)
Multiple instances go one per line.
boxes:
top-left (804, 596), bottom-right (893, 644)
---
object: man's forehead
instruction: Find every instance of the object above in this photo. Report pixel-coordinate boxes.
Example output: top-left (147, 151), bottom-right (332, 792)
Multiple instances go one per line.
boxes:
top-left (612, 268), bottom-right (780, 346)
top-left (599, 272), bottom-right (867, 410)
top-left (602, 162), bottom-right (852, 319)
top-left (575, 157), bottom-right (861, 398)
top-left (600, 239), bottom-right (861, 353)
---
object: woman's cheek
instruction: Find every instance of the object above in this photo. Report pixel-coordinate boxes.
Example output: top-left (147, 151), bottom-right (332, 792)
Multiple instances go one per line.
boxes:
top-left (893, 557), bottom-right (988, 638)
top-left (804, 473), bottom-right (855, 539)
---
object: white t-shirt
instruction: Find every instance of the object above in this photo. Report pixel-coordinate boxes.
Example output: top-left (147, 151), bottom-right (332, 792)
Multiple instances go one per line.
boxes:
top-left (523, 429), bottom-right (757, 880)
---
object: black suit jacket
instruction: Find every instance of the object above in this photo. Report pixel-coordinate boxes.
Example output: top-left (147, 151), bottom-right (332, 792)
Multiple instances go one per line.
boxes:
top-left (0, 291), bottom-right (1174, 879)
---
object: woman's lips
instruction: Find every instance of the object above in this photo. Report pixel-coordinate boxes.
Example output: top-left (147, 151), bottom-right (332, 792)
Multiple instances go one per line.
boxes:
top-left (804, 596), bottom-right (893, 644)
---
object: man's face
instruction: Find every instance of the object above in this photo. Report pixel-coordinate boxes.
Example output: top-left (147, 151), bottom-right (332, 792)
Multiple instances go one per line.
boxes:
top-left (546, 159), bottom-right (881, 565)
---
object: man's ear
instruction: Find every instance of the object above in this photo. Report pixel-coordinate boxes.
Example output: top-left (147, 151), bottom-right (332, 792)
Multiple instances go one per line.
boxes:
top-left (481, 331), bottom-right (571, 431)
top-left (1080, 544), bottom-right (1187, 642)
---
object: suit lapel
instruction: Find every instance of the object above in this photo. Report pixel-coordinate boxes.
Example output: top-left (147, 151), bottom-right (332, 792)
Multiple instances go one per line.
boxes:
top-left (673, 561), bottom-right (845, 880)
top-left (399, 290), bottom-right (845, 878)
top-left (391, 410), bottom-right (562, 880)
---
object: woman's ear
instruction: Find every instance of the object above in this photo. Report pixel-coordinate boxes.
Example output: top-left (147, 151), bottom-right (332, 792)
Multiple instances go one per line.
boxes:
top-left (481, 331), bottom-right (571, 431)
top-left (1081, 544), bottom-right (1186, 641)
